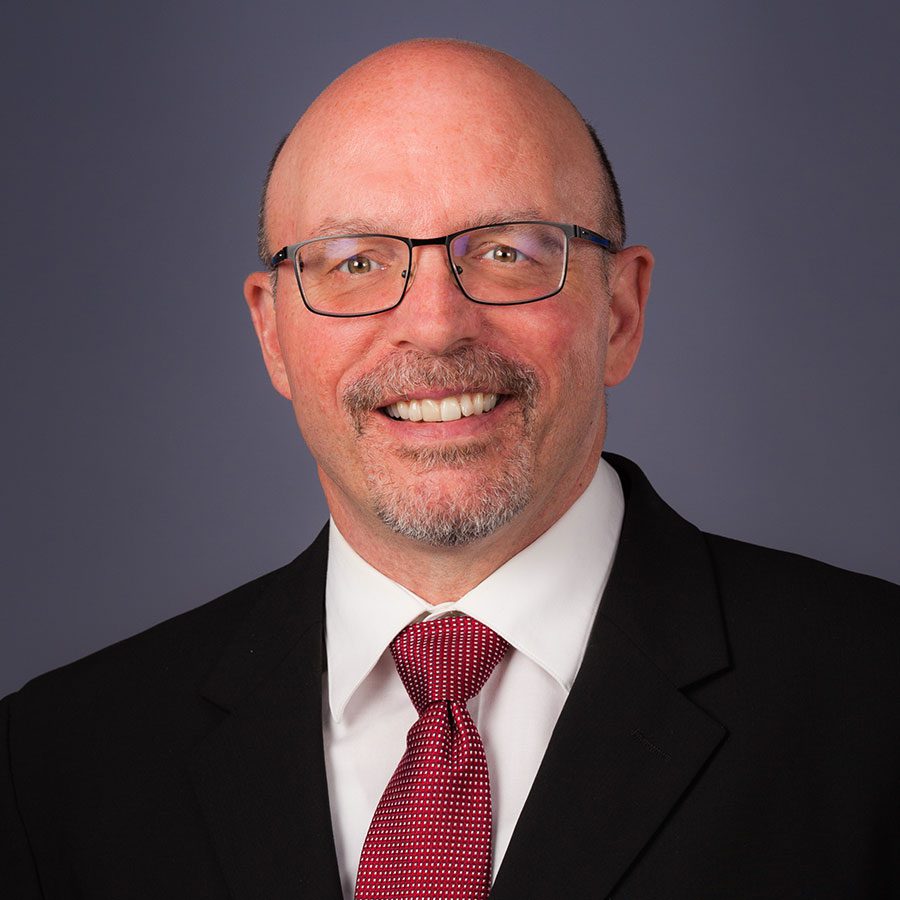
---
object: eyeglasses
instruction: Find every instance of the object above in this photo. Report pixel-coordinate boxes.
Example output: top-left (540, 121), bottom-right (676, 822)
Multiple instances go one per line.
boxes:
top-left (269, 220), bottom-right (616, 318)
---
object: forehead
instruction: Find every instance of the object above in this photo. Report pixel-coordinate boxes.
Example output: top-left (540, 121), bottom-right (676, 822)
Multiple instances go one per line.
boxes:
top-left (267, 50), bottom-right (601, 240)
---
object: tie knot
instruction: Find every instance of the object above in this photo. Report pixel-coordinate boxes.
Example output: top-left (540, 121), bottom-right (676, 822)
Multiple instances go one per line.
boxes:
top-left (390, 616), bottom-right (509, 714)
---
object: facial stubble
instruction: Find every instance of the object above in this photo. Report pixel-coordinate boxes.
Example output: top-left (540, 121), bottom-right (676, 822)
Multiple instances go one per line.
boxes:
top-left (343, 347), bottom-right (540, 547)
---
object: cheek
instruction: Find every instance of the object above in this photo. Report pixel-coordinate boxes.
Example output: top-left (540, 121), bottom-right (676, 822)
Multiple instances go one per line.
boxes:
top-left (276, 309), bottom-right (377, 425)
top-left (503, 297), bottom-right (608, 396)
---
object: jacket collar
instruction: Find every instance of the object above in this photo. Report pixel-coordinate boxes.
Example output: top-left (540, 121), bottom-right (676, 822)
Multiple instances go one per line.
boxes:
top-left (598, 452), bottom-right (730, 688)
top-left (198, 527), bottom-right (329, 713)
top-left (192, 528), bottom-right (344, 900)
top-left (490, 452), bottom-right (731, 899)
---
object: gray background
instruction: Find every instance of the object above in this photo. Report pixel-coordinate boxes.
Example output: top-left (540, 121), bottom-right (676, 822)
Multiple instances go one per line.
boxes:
top-left (3, 1), bottom-right (898, 697)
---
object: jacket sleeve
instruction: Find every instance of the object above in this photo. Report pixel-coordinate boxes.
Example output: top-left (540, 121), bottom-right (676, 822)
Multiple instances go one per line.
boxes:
top-left (0, 694), bottom-right (44, 898)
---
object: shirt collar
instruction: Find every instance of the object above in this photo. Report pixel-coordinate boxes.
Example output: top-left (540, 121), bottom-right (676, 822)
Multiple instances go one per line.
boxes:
top-left (325, 457), bottom-right (624, 722)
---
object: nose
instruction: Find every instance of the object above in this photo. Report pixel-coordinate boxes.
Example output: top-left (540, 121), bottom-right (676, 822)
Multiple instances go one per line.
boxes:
top-left (383, 244), bottom-right (485, 355)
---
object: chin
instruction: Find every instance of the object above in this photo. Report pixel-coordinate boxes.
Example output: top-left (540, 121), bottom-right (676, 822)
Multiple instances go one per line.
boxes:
top-left (367, 455), bottom-right (534, 548)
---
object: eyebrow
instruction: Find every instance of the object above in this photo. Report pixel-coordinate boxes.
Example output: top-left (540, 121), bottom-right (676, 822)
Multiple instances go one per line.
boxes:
top-left (304, 208), bottom-right (548, 240)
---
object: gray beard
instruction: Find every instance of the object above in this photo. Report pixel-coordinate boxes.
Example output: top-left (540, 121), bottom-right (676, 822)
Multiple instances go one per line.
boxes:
top-left (343, 346), bottom-right (539, 547)
top-left (368, 438), bottom-right (535, 547)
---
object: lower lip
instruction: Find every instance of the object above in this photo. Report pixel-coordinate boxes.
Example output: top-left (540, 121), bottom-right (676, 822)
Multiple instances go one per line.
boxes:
top-left (375, 398), bottom-right (511, 439)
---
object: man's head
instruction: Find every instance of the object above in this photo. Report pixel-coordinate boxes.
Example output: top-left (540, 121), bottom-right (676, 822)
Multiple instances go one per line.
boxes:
top-left (244, 39), bottom-right (652, 560)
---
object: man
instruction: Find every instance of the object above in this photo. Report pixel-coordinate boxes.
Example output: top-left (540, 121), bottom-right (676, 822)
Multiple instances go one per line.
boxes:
top-left (2, 39), bottom-right (898, 899)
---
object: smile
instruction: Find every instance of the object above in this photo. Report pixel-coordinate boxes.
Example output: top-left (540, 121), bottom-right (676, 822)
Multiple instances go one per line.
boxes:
top-left (383, 392), bottom-right (500, 422)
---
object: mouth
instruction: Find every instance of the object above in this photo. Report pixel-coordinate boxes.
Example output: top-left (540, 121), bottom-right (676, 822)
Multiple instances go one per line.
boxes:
top-left (381, 391), bottom-right (501, 422)
top-left (343, 345), bottom-right (538, 436)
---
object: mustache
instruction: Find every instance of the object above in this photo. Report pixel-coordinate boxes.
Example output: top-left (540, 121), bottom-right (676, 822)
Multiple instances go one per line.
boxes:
top-left (343, 346), bottom-right (539, 428)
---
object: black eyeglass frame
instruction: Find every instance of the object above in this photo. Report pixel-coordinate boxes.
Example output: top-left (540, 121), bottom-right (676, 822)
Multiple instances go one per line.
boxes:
top-left (269, 220), bottom-right (617, 318)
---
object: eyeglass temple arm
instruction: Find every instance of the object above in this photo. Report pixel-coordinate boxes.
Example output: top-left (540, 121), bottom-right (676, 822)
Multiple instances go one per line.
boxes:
top-left (270, 247), bottom-right (290, 268)
top-left (573, 225), bottom-right (616, 252)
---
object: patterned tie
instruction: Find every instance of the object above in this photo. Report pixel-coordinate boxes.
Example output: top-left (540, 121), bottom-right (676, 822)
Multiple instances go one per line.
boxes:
top-left (355, 615), bottom-right (510, 900)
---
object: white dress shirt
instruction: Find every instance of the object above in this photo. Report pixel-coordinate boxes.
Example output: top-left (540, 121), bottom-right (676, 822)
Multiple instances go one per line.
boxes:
top-left (322, 458), bottom-right (624, 898)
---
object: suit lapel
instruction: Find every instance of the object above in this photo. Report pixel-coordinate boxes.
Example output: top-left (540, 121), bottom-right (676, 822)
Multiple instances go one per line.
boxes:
top-left (191, 529), bottom-right (343, 900)
top-left (491, 454), bottom-right (731, 899)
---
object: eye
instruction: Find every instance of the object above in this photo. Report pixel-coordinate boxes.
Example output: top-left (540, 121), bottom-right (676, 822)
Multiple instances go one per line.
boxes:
top-left (490, 245), bottom-right (517, 262)
top-left (480, 244), bottom-right (527, 264)
top-left (338, 255), bottom-right (380, 275)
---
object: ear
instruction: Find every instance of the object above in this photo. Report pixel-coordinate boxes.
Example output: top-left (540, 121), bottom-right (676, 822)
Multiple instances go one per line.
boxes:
top-left (243, 270), bottom-right (292, 399)
top-left (604, 245), bottom-right (654, 387)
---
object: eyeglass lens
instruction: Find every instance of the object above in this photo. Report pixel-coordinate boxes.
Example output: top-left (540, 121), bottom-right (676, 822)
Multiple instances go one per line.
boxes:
top-left (295, 223), bottom-right (568, 315)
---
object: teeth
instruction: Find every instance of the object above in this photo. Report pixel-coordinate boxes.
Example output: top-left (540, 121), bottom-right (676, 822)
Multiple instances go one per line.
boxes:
top-left (384, 392), bottom-right (499, 422)
top-left (421, 399), bottom-right (441, 422)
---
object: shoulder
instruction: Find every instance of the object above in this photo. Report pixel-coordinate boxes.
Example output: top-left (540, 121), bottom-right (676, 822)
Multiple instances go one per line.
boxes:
top-left (2, 532), bottom-right (329, 844)
top-left (5, 529), bottom-right (328, 730)
top-left (6, 565), bottom-right (271, 726)
top-left (704, 530), bottom-right (899, 614)
top-left (702, 531), bottom-right (900, 684)
top-left (603, 451), bottom-right (900, 689)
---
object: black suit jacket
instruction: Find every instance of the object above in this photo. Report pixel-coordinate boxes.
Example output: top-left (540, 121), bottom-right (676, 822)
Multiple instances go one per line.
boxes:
top-left (3, 454), bottom-right (899, 898)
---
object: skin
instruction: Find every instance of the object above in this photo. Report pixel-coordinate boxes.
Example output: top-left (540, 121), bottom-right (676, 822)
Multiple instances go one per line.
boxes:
top-left (245, 40), bottom-right (653, 603)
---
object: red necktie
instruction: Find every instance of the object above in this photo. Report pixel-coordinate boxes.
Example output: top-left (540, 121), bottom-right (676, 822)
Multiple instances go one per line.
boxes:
top-left (355, 615), bottom-right (510, 900)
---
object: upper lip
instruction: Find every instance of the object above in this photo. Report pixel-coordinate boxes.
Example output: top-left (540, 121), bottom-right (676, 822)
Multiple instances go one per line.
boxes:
top-left (377, 388), bottom-right (502, 407)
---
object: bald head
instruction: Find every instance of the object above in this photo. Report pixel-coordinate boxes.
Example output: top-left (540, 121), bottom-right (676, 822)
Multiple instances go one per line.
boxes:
top-left (256, 39), bottom-right (625, 266)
